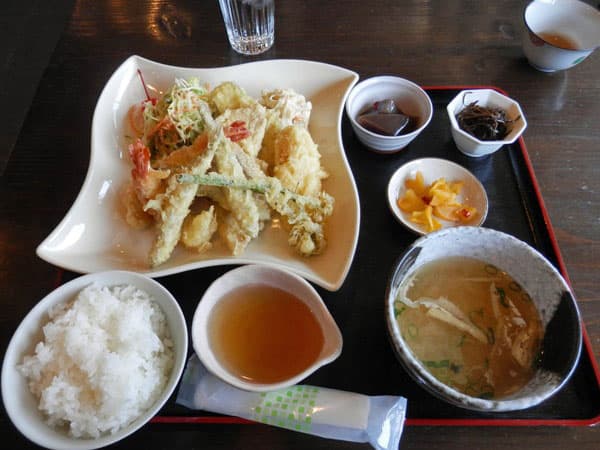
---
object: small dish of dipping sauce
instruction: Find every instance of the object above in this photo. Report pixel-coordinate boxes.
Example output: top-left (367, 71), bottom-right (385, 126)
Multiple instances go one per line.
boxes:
top-left (192, 264), bottom-right (343, 392)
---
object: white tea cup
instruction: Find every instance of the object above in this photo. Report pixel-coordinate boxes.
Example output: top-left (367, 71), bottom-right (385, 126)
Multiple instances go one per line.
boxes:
top-left (522, 0), bottom-right (600, 72)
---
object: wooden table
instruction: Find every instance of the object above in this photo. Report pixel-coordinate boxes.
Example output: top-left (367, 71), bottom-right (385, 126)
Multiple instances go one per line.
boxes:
top-left (1, 1), bottom-right (598, 448)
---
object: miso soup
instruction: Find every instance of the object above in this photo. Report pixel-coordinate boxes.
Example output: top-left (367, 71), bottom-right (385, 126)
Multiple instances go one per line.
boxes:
top-left (395, 257), bottom-right (543, 399)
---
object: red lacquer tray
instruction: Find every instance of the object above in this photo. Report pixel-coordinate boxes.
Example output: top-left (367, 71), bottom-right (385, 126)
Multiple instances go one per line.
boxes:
top-left (58, 87), bottom-right (600, 427)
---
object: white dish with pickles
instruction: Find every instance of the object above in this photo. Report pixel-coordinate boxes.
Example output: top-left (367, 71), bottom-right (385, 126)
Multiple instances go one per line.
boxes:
top-left (387, 158), bottom-right (488, 235)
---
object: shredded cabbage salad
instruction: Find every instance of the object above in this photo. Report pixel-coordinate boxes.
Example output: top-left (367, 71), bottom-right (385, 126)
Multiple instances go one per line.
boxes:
top-left (143, 78), bottom-right (211, 158)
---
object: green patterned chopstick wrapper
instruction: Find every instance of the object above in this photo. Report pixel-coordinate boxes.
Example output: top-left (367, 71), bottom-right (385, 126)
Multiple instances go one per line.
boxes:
top-left (253, 386), bottom-right (319, 431)
top-left (177, 355), bottom-right (407, 450)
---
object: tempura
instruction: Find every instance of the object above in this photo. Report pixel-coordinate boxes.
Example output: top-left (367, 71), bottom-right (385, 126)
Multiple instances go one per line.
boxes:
top-left (122, 78), bottom-right (333, 267)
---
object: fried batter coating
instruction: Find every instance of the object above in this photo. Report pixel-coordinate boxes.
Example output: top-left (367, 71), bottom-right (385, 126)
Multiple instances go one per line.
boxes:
top-left (123, 78), bottom-right (333, 266)
top-left (260, 88), bottom-right (312, 128)
top-left (154, 133), bottom-right (210, 169)
top-left (258, 88), bottom-right (312, 169)
top-left (177, 173), bottom-right (333, 256)
top-left (181, 205), bottom-right (218, 253)
top-left (218, 210), bottom-right (252, 256)
top-left (145, 132), bottom-right (218, 267)
top-left (210, 82), bottom-right (256, 115)
top-left (212, 140), bottom-right (264, 254)
top-left (128, 139), bottom-right (170, 203)
top-left (272, 125), bottom-right (328, 197)
top-left (217, 104), bottom-right (267, 158)
top-left (122, 182), bottom-right (153, 229)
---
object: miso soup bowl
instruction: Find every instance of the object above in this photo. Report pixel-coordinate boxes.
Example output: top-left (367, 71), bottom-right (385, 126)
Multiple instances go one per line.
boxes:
top-left (385, 227), bottom-right (582, 412)
top-left (192, 264), bottom-right (343, 392)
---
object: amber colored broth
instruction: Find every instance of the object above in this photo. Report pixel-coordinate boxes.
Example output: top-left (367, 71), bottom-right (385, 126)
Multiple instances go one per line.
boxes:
top-left (396, 257), bottom-right (543, 399)
top-left (538, 32), bottom-right (580, 50)
top-left (208, 284), bottom-right (324, 384)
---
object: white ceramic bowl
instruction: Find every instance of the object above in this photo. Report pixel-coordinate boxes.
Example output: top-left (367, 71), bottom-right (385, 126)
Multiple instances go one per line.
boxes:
top-left (345, 75), bottom-right (433, 153)
top-left (522, 0), bottom-right (600, 72)
top-left (447, 89), bottom-right (527, 157)
top-left (192, 264), bottom-right (342, 392)
top-left (387, 158), bottom-right (488, 235)
top-left (385, 227), bottom-right (582, 412)
top-left (1, 271), bottom-right (188, 450)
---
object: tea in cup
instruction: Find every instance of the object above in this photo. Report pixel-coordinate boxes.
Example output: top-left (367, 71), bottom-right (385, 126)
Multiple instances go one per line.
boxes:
top-left (522, 0), bottom-right (600, 72)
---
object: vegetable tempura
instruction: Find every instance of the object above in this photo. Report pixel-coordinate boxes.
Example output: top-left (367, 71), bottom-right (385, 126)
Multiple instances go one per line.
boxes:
top-left (122, 77), bottom-right (333, 267)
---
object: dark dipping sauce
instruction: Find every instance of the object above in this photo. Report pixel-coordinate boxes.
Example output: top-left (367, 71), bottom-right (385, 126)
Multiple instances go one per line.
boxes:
top-left (357, 99), bottom-right (418, 136)
top-left (208, 284), bottom-right (324, 384)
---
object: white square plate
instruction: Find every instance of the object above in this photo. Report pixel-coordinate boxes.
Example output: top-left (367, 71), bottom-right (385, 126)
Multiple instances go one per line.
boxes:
top-left (36, 56), bottom-right (360, 291)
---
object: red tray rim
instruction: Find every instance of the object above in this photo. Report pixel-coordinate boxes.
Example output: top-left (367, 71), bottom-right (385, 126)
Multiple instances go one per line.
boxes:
top-left (54, 85), bottom-right (600, 428)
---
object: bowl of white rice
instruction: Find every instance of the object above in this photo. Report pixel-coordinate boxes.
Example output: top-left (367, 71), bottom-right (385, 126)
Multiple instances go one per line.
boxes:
top-left (1, 271), bottom-right (188, 450)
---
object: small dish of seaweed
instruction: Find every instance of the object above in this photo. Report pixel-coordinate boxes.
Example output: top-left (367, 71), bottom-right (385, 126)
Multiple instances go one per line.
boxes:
top-left (446, 89), bottom-right (527, 158)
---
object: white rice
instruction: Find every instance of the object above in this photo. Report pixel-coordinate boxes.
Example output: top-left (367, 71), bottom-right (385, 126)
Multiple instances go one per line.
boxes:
top-left (18, 283), bottom-right (174, 438)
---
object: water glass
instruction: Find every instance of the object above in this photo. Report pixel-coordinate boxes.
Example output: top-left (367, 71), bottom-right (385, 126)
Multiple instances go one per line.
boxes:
top-left (218, 0), bottom-right (275, 55)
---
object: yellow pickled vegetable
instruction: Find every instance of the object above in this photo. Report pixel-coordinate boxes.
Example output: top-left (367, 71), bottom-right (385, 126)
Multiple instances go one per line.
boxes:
top-left (397, 188), bottom-right (427, 212)
top-left (410, 206), bottom-right (442, 231)
top-left (404, 170), bottom-right (426, 195)
top-left (397, 171), bottom-right (477, 232)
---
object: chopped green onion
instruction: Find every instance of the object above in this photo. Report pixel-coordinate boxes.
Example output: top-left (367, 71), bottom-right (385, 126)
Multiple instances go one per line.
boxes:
top-left (407, 324), bottom-right (418, 339)
top-left (496, 287), bottom-right (509, 307)
top-left (424, 359), bottom-right (450, 369)
top-left (394, 303), bottom-right (407, 317)
top-left (486, 327), bottom-right (495, 345)
top-left (449, 363), bottom-right (462, 374)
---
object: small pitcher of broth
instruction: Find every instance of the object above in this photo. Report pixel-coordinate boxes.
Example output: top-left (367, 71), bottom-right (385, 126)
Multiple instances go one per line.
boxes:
top-left (191, 264), bottom-right (343, 392)
top-left (522, 0), bottom-right (600, 72)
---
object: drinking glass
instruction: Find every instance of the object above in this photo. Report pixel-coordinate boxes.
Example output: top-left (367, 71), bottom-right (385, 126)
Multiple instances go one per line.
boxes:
top-left (218, 0), bottom-right (275, 55)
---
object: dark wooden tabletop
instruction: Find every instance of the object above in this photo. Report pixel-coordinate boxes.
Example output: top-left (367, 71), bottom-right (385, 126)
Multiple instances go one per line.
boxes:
top-left (1, 0), bottom-right (599, 449)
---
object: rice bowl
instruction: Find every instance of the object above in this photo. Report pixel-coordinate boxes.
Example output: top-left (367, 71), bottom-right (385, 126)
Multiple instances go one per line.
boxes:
top-left (1, 271), bottom-right (188, 450)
